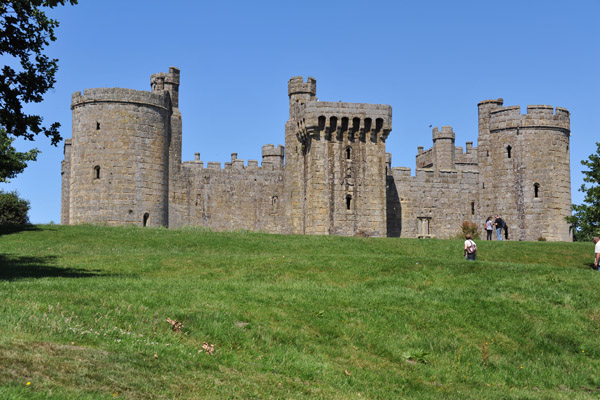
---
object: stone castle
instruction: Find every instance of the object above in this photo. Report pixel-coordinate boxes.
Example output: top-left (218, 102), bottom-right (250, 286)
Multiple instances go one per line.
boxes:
top-left (61, 67), bottom-right (572, 241)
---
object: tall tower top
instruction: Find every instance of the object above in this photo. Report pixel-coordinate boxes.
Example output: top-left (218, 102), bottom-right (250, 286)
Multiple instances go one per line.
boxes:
top-left (288, 76), bottom-right (316, 97)
top-left (151, 67), bottom-right (180, 107)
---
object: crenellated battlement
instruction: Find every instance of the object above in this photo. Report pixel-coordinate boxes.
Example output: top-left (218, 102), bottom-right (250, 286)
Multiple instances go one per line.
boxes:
top-left (182, 145), bottom-right (284, 173)
top-left (261, 144), bottom-right (285, 158)
top-left (71, 88), bottom-right (171, 111)
top-left (488, 104), bottom-right (570, 133)
top-left (288, 76), bottom-right (317, 97)
top-left (432, 126), bottom-right (455, 141)
top-left (151, 66), bottom-right (180, 107)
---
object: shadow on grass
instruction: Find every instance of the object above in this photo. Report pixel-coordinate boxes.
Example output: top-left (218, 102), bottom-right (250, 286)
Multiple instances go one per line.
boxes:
top-left (0, 224), bottom-right (42, 237)
top-left (0, 254), bottom-right (106, 281)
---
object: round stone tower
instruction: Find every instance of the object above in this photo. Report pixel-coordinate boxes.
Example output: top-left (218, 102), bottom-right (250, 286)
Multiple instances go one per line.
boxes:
top-left (478, 101), bottom-right (571, 241)
top-left (69, 87), bottom-right (172, 227)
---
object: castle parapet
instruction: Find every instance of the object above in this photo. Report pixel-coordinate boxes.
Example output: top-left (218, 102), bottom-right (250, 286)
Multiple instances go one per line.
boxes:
top-left (151, 66), bottom-right (180, 107)
top-left (288, 76), bottom-right (317, 97)
top-left (71, 88), bottom-right (171, 111)
top-left (298, 102), bottom-right (392, 142)
top-left (432, 126), bottom-right (455, 141)
top-left (489, 104), bottom-right (570, 134)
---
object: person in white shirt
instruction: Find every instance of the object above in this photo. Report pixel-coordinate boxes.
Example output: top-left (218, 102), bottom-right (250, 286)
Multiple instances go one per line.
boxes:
top-left (464, 234), bottom-right (477, 261)
top-left (594, 237), bottom-right (600, 270)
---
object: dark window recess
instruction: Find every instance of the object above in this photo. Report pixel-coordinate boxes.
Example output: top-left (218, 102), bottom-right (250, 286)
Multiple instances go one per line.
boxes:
top-left (143, 213), bottom-right (150, 227)
top-left (346, 195), bottom-right (352, 210)
top-left (94, 165), bottom-right (101, 179)
top-left (471, 201), bottom-right (475, 215)
top-left (534, 183), bottom-right (540, 198)
top-left (318, 116), bottom-right (326, 131)
top-left (96, 122), bottom-right (100, 130)
top-left (346, 147), bottom-right (352, 160)
top-left (506, 145), bottom-right (512, 159)
top-left (330, 116), bottom-right (337, 131)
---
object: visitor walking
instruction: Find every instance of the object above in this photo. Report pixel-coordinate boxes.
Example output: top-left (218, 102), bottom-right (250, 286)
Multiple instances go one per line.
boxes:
top-left (464, 234), bottom-right (477, 261)
top-left (494, 215), bottom-right (505, 241)
top-left (484, 217), bottom-right (493, 241)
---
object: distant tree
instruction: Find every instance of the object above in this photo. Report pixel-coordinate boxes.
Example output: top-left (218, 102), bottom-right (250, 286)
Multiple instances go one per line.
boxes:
top-left (0, 190), bottom-right (30, 225)
top-left (567, 142), bottom-right (600, 241)
top-left (0, 0), bottom-right (77, 181)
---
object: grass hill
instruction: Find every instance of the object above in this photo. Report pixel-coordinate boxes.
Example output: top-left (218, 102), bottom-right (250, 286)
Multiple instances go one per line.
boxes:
top-left (0, 224), bottom-right (598, 399)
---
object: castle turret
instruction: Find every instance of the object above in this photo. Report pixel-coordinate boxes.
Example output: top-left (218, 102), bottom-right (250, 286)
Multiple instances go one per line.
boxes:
top-left (288, 76), bottom-right (316, 113)
top-left (477, 100), bottom-right (571, 241)
top-left (67, 69), bottom-right (177, 227)
top-left (151, 67), bottom-right (180, 107)
top-left (262, 144), bottom-right (284, 169)
top-left (432, 126), bottom-right (455, 171)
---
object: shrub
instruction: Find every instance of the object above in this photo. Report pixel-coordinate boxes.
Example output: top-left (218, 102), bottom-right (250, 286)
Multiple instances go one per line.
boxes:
top-left (461, 221), bottom-right (480, 239)
top-left (0, 190), bottom-right (31, 225)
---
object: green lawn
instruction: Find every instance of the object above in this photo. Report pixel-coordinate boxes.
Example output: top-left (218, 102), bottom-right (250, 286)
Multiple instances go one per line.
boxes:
top-left (0, 224), bottom-right (598, 399)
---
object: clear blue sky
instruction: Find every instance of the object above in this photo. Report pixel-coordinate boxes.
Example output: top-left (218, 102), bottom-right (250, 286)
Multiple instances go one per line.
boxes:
top-left (3, 0), bottom-right (599, 224)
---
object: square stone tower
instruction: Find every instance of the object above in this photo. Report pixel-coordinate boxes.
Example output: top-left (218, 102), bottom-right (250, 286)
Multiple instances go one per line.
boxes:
top-left (284, 77), bottom-right (392, 236)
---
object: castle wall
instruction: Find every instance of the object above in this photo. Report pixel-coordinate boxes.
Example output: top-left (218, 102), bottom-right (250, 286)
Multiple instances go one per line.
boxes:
top-left (69, 88), bottom-right (171, 227)
top-left (389, 167), bottom-right (480, 238)
top-left (168, 153), bottom-right (287, 232)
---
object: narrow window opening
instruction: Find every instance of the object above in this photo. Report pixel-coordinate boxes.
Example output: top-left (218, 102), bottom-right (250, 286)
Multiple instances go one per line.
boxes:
top-left (471, 201), bottom-right (475, 215)
top-left (506, 145), bottom-right (512, 159)
top-left (482, 182), bottom-right (485, 189)
top-left (93, 165), bottom-right (101, 179)
top-left (486, 150), bottom-right (489, 157)
top-left (534, 183), bottom-right (540, 198)
top-left (143, 213), bottom-right (150, 227)
top-left (346, 146), bottom-right (352, 160)
top-left (96, 122), bottom-right (100, 130)
top-left (346, 195), bottom-right (352, 210)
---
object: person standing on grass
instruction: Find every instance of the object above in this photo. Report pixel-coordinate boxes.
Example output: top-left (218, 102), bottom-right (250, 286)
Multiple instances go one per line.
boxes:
top-left (594, 237), bottom-right (600, 270)
top-left (484, 216), bottom-right (493, 241)
top-left (464, 234), bottom-right (477, 261)
top-left (494, 215), bottom-right (505, 241)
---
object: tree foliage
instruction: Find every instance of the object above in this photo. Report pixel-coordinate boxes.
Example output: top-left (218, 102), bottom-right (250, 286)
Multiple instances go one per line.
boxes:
top-left (0, 190), bottom-right (30, 224)
top-left (567, 142), bottom-right (600, 241)
top-left (0, 0), bottom-right (77, 181)
top-left (0, 129), bottom-right (39, 183)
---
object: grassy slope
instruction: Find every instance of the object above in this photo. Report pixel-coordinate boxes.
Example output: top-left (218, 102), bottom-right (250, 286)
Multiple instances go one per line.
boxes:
top-left (0, 225), bottom-right (598, 399)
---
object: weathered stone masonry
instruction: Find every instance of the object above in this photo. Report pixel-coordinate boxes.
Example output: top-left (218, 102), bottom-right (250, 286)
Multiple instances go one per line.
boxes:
top-left (61, 67), bottom-right (572, 241)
